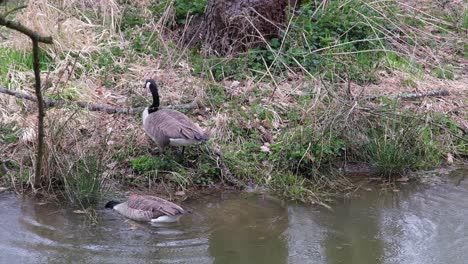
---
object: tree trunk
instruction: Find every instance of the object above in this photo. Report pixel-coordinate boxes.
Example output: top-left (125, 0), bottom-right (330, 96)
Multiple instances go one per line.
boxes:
top-left (183, 0), bottom-right (301, 55)
top-left (0, 7), bottom-right (52, 189)
top-left (32, 39), bottom-right (46, 188)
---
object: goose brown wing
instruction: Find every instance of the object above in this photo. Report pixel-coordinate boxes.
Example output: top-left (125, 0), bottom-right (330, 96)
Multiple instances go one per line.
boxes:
top-left (146, 109), bottom-right (208, 141)
top-left (126, 194), bottom-right (185, 217)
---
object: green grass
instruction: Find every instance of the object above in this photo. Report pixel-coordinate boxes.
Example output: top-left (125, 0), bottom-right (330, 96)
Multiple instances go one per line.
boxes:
top-left (269, 124), bottom-right (346, 175)
top-left (131, 154), bottom-right (180, 173)
top-left (365, 126), bottom-right (416, 178)
top-left (432, 66), bottom-right (455, 80)
top-left (0, 123), bottom-right (19, 144)
top-left (0, 47), bottom-right (52, 85)
top-left (65, 155), bottom-right (103, 208)
top-left (149, 0), bottom-right (207, 25)
top-left (358, 111), bottom-right (450, 178)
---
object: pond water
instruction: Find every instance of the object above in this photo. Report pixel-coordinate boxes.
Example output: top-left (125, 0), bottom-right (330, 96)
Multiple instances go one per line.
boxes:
top-left (0, 168), bottom-right (467, 264)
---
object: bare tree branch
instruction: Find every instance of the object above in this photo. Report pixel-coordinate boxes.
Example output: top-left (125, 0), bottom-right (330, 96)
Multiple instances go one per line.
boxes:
top-left (0, 15), bottom-right (53, 44)
top-left (32, 39), bottom-right (45, 188)
top-left (0, 86), bottom-right (199, 114)
top-left (1, 10), bottom-right (53, 188)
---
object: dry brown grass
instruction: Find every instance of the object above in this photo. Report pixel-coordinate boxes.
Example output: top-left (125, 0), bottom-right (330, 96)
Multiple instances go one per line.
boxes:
top-left (5, 0), bottom-right (121, 52)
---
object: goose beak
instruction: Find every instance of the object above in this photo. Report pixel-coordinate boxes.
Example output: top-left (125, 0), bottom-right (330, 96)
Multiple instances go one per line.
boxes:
top-left (139, 81), bottom-right (150, 97)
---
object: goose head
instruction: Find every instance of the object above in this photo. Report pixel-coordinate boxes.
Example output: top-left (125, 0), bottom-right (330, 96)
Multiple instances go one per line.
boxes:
top-left (144, 79), bottom-right (160, 113)
top-left (145, 79), bottom-right (158, 93)
top-left (105, 200), bottom-right (121, 209)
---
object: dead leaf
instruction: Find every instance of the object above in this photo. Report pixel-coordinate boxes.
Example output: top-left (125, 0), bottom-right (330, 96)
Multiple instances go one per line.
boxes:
top-left (106, 161), bottom-right (118, 169)
top-left (396, 176), bottom-right (409, 182)
top-left (260, 145), bottom-right (271, 154)
top-left (447, 153), bottom-right (454, 164)
top-left (175, 191), bottom-right (186, 196)
top-left (229, 81), bottom-right (240, 90)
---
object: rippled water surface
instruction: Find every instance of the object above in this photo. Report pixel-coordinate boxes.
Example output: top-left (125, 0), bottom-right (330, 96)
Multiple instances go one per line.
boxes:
top-left (0, 168), bottom-right (467, 264)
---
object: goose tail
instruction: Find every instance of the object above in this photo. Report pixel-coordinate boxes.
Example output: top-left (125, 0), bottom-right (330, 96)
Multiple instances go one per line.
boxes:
top-left (195, 133), bottom-right (210, 142)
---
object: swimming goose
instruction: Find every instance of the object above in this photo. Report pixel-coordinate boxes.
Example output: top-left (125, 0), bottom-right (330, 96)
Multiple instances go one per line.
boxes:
top-left (142, 79), bottom-right (209, 155)
top-left (105, 194), bottom-right (191, 223)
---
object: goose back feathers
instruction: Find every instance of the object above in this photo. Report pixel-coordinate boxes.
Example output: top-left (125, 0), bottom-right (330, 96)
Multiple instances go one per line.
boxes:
top-left (106, 194), bottom-right (189, 222)
top-left (142, 79), bottom-right (209, 149)
top-left (143, 108), bottom-right (209, 149)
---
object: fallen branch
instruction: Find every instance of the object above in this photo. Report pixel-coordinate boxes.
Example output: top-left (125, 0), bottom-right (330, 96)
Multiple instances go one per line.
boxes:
top-left (365, 89), bottom-right (450, 101)
top-left (0, 86), bottom-right (198, 114)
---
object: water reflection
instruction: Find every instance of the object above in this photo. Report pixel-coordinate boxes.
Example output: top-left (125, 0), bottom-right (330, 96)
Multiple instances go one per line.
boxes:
top-left (323, 192), bottom-right (384, 264)
top-left (206, 194), bottom-right (288, 264)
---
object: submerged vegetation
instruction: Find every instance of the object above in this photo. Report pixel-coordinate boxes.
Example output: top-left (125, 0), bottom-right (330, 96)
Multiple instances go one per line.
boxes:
top-left (0, 0), bottom-right (466, 207)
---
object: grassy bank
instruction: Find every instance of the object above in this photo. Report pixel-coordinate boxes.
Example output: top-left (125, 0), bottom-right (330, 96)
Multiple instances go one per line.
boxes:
top-left (0, 0), bottom-right (466, 207)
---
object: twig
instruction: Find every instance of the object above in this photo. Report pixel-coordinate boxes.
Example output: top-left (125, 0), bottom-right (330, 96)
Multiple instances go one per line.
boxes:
top-left (3, 5), bottom-right (27, 17)
top-left (365, 89), bottom-right (450, 101)
top-left (397, 89), bottom-right (450, 99)
top-left (0, 86), bottom-right (198, 114)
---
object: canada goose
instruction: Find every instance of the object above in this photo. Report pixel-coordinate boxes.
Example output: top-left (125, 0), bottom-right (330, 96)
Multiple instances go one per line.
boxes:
top-left (105, 194), bottom-right (191, 223)
top-left (142, 79), bottom-right (209, 155)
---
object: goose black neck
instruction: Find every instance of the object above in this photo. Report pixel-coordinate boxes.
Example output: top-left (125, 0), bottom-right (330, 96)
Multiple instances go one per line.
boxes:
top-left (105, 200), bottom-right (121, 209)
top-left (149, 83), bottom-right (160, 114)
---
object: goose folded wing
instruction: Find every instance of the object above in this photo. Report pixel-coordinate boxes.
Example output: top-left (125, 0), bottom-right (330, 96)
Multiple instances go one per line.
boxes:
top-left (157, 110), bottom-right (207, 140)
top-left (140, 195), bottom-right (186, 215)
top-left (127, 195), bottom-right (184, 216)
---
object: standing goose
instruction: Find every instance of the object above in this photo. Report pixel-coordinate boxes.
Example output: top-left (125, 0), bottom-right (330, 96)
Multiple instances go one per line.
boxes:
top-left (105, 194), bottom-right (191, 223)
top-left (142, 79), bottom-right (209, 155)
